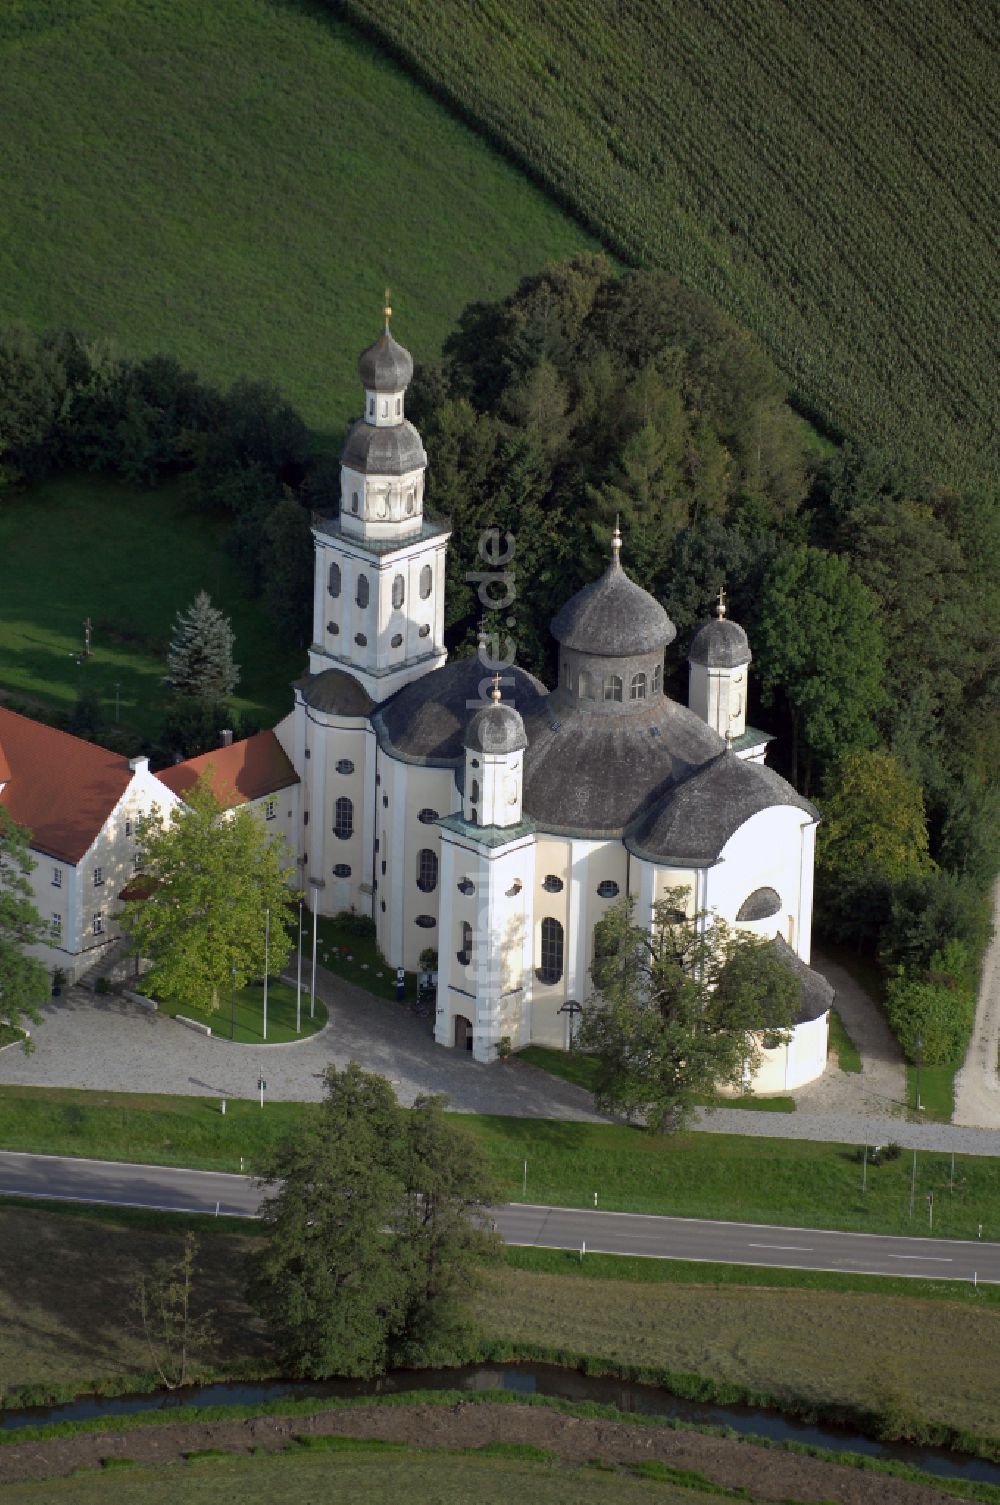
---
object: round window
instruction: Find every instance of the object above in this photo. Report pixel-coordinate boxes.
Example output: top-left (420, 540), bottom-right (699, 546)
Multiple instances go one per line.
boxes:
top-left (542, 875), bottom-right (564, 893)
top-left (415, 915), bottom-right (437, 929)
top-left (336, 759), bottom-right (354, 775)
top-left (355, 633), bottom-right (367, 647)
top-left (418, 808), bottom-right (440, 824)
top-left (391, 633), bottom-right (403, 648)
top-left (597, 880), bottom-right (620, 899)
top-left (333, 864), bottom-right (352, 878)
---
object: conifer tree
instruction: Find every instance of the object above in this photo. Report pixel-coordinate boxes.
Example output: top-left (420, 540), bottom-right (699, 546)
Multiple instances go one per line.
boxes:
top-left (164, 590), bottom-right (240, 701)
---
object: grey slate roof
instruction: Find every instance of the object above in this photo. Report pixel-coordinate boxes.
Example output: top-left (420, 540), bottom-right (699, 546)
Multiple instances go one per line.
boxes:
top-left (769, 934), bottom-right (835, 1023)
top-left (357, 329), bottom-right (413, 391)
top-left (375, 657), bottom-right (547, 764)
top-left (551, 558), bottom-right (676, 657)
top-left (341, 418), bottom-right (426, 476)
top-left (299, 669), bottom-right (374, 718)
top-left (688, 616), bottom-right (752, 668)
top-left (626, 752), bottom-right (818, 862)
top-left (464, 701), bottom-right (528, 754)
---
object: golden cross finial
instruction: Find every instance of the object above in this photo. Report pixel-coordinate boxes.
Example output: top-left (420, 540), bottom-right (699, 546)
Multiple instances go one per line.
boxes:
top-left (611, 514), bottom-right (622, 564)
top-left (490, 672), bottom-right (502, 704)
top-left (716, 584), bottom-right (727, 619)
top-left (383, 287), bottom-right (392, 328)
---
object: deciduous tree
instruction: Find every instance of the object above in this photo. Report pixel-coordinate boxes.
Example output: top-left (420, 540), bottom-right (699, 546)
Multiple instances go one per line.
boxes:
top-left (0, 809), bottom-right (49, 1045)
top-left (818, 750), bottom-right (934, 883)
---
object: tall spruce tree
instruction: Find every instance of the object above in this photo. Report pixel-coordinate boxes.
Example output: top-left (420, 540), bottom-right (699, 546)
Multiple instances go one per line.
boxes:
top-left (164, 590), bottom-right (240, 701)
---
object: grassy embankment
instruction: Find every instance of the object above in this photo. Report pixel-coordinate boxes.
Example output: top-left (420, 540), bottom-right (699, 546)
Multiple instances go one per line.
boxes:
top-left (516, 1045), bottom-right (796, 1112)
top-left (0, 1086), bottom-right (996, 1239)
top-left (1, 1203), bottom-right (999, 1449)
top-left (155, 983), bottom-right (327, 1046)
top-left (339, 0), bottom-right (997, 491)
top-left (0, 0), bottom-right (596, 442)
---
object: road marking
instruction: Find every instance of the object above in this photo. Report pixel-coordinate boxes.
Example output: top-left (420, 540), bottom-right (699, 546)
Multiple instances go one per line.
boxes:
top-left (889, 1254), bottom-right (953, 1262)
top-left (747, 1243), bottom-right (812, 1251)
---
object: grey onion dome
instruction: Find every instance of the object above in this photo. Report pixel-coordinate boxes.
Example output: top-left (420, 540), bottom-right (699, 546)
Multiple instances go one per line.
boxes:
top-left (341, 418), bottom-right (426, 475)
top-left (688, 617), bottom-right (751, 669)
top-left (465, 700), bottom-right (528, 756)
top-left (357, 327), bottom-right (414, 391)
top-left (551, 532), bottom-right (675, 657)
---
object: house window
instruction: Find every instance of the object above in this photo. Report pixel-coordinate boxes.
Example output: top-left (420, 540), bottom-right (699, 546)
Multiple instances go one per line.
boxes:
top-left (604, 674), bottom-right (623, 702)
top-left (538, 917), bottom-right (564, 984)
top-left (392, 574), bottom-right (405, 609)
top-left (264, 799), bottom-right (276, 821)
top-left (419, 564), bottom-right (432, 600)
top-left (415, 914), bottom-right (436, 928)
top-left (542, 874), bottom-right (563, 893)
top-left (51, 914), bottom-right (62, 936)
top-left (458, 920), bottom-right (473, 965)
top-left (133, 854), bottom-right (142, 872)
top-left (630, 672), bottom-right (647, 701)
top-left (336, 759), bottom-right (354, 775)
top-left (416, 848), bottom-right (438, 893)
top-left (93, 866), bottom-right (104, 887)
top-left (597, 879), bottom-right (620, 899)
top-left (356, 574), bottom-right (369, 609)
top-left (92, 914), bottom-right (104, 936)
top-left (652, 664), bottom-right (662, 694)
top-left (125, 818), bottom-right (132, 837)
top-left (52, 867), bottom-right (62, 888)
top-left (418, 808), bottom-right (439, 824)
top-left (333, 863), bottom-right (352, 878)
top-left (579, 670), bottom-right (594, 700)
top-left (334, 797), bottom-right (354, 840)
top-left (328, 562), bottom-right (342, 598)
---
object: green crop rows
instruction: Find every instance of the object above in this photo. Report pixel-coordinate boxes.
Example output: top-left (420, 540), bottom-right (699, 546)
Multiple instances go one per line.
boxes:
top-left (338, 0), bottom-right (998, 489)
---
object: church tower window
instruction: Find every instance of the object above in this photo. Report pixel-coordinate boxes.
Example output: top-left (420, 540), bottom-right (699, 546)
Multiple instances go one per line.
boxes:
top-left (538, 918), bottom-right (564, 984)
top-left (392, 574), bottom-right (405, 609)
top-left (458, 920), bottom-right (472, 965)
top-left (328, 562), bottom-right (341, 598)
top-left (652, 664), bottom-right (662, 694)
top-left (603, 673), bottom-right (623, 703)
top-left (420, 564), bottom-right (432, 599)
top-left (630, 672), bottom-right (647, 701)
top-left (356, 574), bottom-right (369, 609)
top-left (469, 778), bottom-right (480, 804)
top-left (416, 848), bottom-right (438, 892)
top-left (334, 797), bottom-right (354, 840)
top-left (351, 492), bottom-right (359, 513)
top-left (578, 670), bottom-right (594, 700)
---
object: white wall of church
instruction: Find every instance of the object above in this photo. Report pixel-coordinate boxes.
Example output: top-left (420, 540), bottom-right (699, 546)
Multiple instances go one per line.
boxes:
top-left (375, 757), bottom-right (459, 971)
top-left (708, 806), bottom-right (817, 960)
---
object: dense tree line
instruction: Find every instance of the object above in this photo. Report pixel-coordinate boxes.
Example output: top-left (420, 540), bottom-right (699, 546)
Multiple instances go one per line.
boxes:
top-left (409, 257), bottom-right (999, 1066)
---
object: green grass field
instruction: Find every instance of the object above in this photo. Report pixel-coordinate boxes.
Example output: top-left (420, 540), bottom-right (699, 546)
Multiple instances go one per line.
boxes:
top-left (0, 1084), bottom-right (996, 1239)
top-left (0, 474), bottom-right (302, 738)
top-left (827, 1009), bottom-right (863, 1074)
top-left (516, 1046), bottom-right (795, 1112)
top-left (909, 1063), bottom-right (958, 1123)
top-left (0, 1449), bottom-right (734, 1505)
top-left (340, 0), bottom-right (997, 489)
top-left (157, 981), bottom-right (327, 1045)
top-left (0, 0), bottom-right (597, 444)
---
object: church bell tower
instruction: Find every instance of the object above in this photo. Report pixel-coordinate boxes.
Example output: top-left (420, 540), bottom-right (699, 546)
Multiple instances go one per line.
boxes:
top-left (309, 294), bottom-right (450, 702)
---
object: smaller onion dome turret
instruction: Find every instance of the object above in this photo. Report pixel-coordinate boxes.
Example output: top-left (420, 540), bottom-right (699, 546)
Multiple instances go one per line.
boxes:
top-left (688, 587), bottom-right (752, 743)
top-left (357, 326), bottom-right (414, 393)
top-left (688, 586), bottom-right (751, 669)
top-left (463, 676), bottom-right (527, 828)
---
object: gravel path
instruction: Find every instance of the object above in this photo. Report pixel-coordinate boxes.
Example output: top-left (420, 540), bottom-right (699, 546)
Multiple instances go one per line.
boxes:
top-left (953, 877), bottom-right (1000, 1129)
top-left (0, 969), bottom-right (605, 1122)
top-left (789, 948), bottom-right (907, 1118)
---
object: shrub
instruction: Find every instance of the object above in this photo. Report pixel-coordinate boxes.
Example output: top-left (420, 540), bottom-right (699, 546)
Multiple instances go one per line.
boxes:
top-left (884, 973), bottom-right (976, 1065)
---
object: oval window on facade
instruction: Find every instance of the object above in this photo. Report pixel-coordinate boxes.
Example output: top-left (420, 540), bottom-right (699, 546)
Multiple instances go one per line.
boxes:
top-left (416, 848), bottom-right (439, 893)
top-left (356, 574), bottom-right (369, 609)
top-left (736, 886), bottom-right (782, 922)
top-left (542, 875), bottom-right (564, 893)
top-left (597, 879), bottom-right (620, 899)
top-left (418, 808), bottom-right (439, 824)
top-left (333, 797), bottom-right (353, 840)
top-left (392, 574), bottom-right (405, 610)
top-left (328, 562), bottom-right (341, 598)
top-left (327, 621), bottom-right (339, 636)
top-left (391, 632), bottom-right (403, 648)
top-left (415, 914), bottom-right (436, 929)
top-left (333, 863), bottom-right (352, 878)
top-left (336, 759), bottom-right (354, 775)
top-left (538, 917), bottom-right (564, 984)
top-left (418, 623), bottom-right (430, 638)
top-left (419, 564), bottom-right (432, 600)
top-left (354, 632), bottom-right (367, 647)
top-left (457, 877), bottom-right (475, 895)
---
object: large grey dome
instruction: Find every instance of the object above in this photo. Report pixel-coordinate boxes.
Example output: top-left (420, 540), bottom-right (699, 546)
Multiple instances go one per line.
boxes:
top-left (626, 753), bottom-right (817, 862)
top-left (465, 700), bottom-right (528, 755)
top-left (551, 556), bottom-right (675, 658)
top-left (357, 329), bottom-right (413, 391)
top-left (341, 419), bottom-right (426, 476)
top-left (689, 616), bottom-right (751, 668)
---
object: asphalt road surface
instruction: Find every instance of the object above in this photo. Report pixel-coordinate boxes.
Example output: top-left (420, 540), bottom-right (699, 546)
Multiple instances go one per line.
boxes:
top-left (1, 1150), bottom-right (997, 1284)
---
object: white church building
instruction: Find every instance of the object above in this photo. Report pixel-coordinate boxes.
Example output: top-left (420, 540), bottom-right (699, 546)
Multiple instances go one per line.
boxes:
top-left (270, 316), bottom-right (833, 1089)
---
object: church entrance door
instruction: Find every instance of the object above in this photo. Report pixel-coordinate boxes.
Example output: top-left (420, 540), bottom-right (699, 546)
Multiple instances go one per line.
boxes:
top-left (454, 1014), bottom-right (473, 1051)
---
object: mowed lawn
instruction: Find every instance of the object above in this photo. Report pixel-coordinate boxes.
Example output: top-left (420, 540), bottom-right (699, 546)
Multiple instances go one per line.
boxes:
top-left (0, 0), bottom-right (598, 442)
top-left (0, 474), bottom-right (302, 738)
top-left (2, 1205), bottom-right (999, 1443)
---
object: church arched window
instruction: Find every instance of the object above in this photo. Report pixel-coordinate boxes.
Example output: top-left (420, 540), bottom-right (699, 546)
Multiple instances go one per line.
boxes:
top-left (630, 672), bottom-right (647, 701)
top-left (356, 574), bottom-right (369, 609)
top-left (561, 660), bottom-right (572, 689)
top-left (368, 397), bottom-right (374, 418)
top-left (333, 797), bottom-right (353, 840)
top-left (420, 564), bottom-right (433, 600)
top-left (458, 921), bottom-right (473, 965)
top-left (416, 848), bottom-right (438, 893)
top-left (603, 673), bottom-right (623, 703)
top-left (396, 397), bottom-right (402, 416)
top-left (328, 562), bottom-right (341, 598)
top-left (405, 489), bottom-right (414, 515)
top-left (652, 664), bottom-right (662, 694)
top-left (382, 400), bottom-right (389, 418)
top-left (469, 778), bottom-right (480, 804)
top-left (392, 574), bottom-right (405, 610)
top-left (537, 917), bottom-right (564, 984)
top-left (578, 670), bottom-right (594, 700)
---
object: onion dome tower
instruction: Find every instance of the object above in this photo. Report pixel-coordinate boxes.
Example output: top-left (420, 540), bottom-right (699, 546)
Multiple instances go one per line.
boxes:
top-left (462, 676), bottom-right (528, 827)
top-left (688, 586), bottom-right (752, 744)
top-left (308, 292), bottom-right (450, 700)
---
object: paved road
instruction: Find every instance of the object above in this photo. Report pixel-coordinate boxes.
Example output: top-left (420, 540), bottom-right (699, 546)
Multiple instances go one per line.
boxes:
top-left (2, 1151), bottom-right (998, 1284)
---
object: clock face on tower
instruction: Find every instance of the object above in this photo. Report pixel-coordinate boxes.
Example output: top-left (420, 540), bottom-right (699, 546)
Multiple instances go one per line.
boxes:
top-left (505, 774), bottom-right (519, 806)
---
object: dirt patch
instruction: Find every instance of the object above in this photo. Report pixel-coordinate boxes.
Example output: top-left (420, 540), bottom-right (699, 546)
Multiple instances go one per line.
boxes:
top-left (0, 1401), bottom-right (961, 1502)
